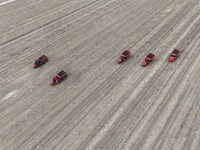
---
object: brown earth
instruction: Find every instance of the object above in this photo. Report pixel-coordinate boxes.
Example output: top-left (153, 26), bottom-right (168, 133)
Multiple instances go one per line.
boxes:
top-left (0, 0), bottom-right (200, 149)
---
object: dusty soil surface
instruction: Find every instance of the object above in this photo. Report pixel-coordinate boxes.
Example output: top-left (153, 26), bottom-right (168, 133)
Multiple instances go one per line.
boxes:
top-left (0, 0), bottom-right (200, 149)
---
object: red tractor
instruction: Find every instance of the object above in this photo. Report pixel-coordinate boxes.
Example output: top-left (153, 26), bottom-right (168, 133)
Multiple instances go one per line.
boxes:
top-left (33, 55), bottom-right (48, 68)
top-left (141, 53), bottom-right (155, 66)
top-left (169, 49), bottom-right (181, 62)
top-left (118, 50), bottom-right (131, 63)
top-left (51, 70), bottom-right (67, 86)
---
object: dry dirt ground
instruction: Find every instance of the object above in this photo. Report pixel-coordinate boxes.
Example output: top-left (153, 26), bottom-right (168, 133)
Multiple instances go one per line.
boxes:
top-left (0, 0), bottom-right (200, 149)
